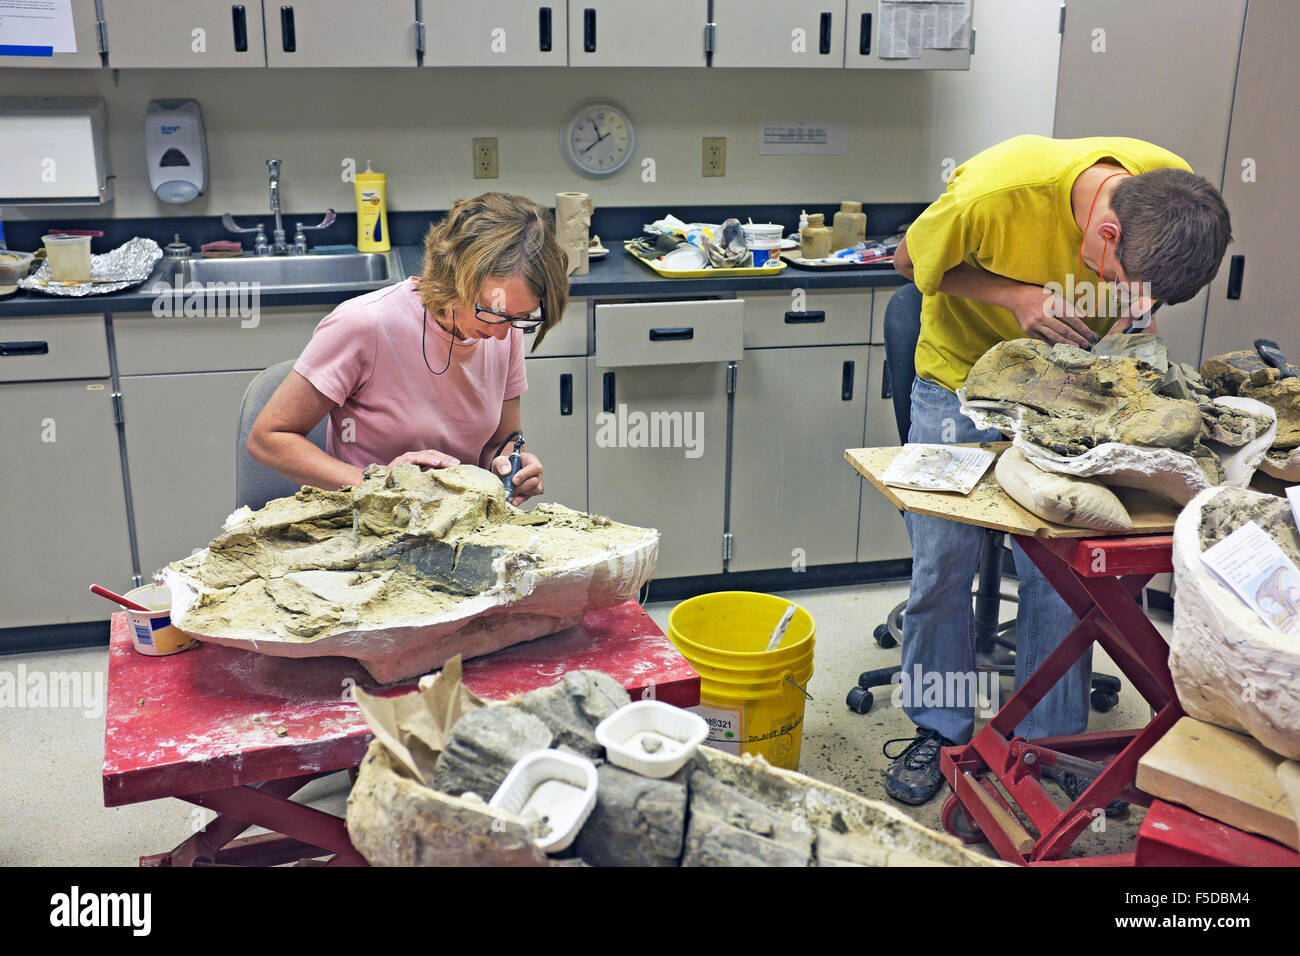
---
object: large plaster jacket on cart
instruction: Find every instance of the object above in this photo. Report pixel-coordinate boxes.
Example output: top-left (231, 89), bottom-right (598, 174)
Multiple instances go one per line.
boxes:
top-left (162, 464), bottom-right (660, 682)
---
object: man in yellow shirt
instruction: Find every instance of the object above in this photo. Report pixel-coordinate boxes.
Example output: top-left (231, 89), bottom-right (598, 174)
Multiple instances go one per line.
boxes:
top-left (881, 135), bottom-right (1231, 809)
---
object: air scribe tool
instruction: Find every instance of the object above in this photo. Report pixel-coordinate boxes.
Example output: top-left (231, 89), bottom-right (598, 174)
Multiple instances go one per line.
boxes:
top-left (1254, 338), bottom-right (1296, 379)
top-left (503, 434), bottom-right (526, 498)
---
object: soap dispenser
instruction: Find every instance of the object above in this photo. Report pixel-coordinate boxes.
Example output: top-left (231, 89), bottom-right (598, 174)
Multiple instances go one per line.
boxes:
top-left (145, 100), bottom-right (208, 204)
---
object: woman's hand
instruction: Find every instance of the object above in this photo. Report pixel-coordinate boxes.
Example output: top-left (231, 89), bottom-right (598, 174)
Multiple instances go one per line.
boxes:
top-left (388, 449), bottom-right (461, 469)
top-left (490, 451), bottom-right (543, 505)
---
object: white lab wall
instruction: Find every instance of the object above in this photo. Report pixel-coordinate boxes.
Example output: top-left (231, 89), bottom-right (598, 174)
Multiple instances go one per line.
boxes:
top-left (1, 4), bottom-right (1066, 221)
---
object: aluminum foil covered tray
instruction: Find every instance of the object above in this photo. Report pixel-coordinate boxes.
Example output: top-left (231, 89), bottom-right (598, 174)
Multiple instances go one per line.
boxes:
top-left (19, 237), bottom-right (162, 296)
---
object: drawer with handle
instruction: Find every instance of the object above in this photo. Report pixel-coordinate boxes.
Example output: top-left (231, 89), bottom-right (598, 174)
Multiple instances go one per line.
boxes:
top-left (595, 299), bottom-right (743, 368)
top-left (0, 315), bottom-right (109, 382)
top-left (742, 289), bottom-right (872, 348)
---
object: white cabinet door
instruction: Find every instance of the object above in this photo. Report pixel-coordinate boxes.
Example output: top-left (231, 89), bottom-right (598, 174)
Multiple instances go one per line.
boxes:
top-left (712, 0), bottom-right (846, 69)
top-left (858, 345), bottom-right (910, 561)
top-left (424, 1), bottom-right (566, 66)
top-left (120, 371), bottom-right (259, 578)
top-left (266, 0), bottom-right (418, 67)
top-left (730, 346), bottom-right (868, 573)
top-left (0, 380), bottom-right (133, 626)
top-left (1201, 0), bottom-right (1299, 360)
top-left (0, 0), bottom-right (101, 68)
top-left (587, 357), bottom-right (728, 579)
top-left (102, 0), bottom-right (266, 68)
top-left (845, 0), bottom-right (972, 70)
top-left (567, 0), bottom-right (706, 67)
top-left (520, 356), bottom-right (587, 512)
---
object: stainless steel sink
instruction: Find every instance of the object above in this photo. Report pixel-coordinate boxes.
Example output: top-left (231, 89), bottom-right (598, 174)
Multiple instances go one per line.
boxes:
top-left (149, 250), bottom-right (402, 290)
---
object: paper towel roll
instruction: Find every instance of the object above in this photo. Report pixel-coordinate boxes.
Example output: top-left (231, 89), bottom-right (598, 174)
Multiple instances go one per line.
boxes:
top-left (556, 191), bottom-right (593, 276)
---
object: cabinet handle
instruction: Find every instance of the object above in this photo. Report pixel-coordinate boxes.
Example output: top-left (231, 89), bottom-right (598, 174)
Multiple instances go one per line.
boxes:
top-left (1226, 254), bottom-right (1245, 300)
top-left (649, 327), bottom-right (693, 341)
top-left (0, 341), bottom-right (49, 356)
top-left (842, 360), bottom-right (855, 401)
top-left (559, 372), bottom-right (573, 416)
top-left (280, 6), bottom-right (296, 53)
top-left (819, 12), bottom-right (832, 55)
top-left (602, 371), bottom-right (615, 413)
top-left (539, 7), bottom-right (552, 52)
top-left (583, 8), bottom-right (596, 52)
top-left (881, 358), bottom-right (891, 399)
top-left (784, 310), bottom-right (825, 324)
top-left (232, 5), bottom-right (248, 52)
top-left (859, 12), bottom-right (871, 55)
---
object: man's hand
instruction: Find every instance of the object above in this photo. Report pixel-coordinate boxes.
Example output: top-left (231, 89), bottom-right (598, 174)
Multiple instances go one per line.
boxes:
top-left (1010, 284), bottom-right (1100, 349)
top-left (490, 451), bottom-right (543, 505)
top-left (388, 449), bottom-right (461, 469)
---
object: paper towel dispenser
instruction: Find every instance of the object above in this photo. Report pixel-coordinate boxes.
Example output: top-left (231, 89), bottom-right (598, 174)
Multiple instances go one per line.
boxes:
top-left (0, 97), bottom-right (114, 205)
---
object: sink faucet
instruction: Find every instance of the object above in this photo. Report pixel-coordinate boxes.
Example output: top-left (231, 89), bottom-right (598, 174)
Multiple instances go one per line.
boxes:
top-left (221, 158), bottom-right (335, 255)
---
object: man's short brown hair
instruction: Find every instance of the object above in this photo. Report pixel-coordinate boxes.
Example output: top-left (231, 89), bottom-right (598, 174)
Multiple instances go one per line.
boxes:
top-left (1110, 168), bottom-right (1232, 305)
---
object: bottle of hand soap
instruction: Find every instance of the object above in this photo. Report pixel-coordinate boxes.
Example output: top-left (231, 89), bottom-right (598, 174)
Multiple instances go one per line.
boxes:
top-left (831, 201), bottom-right (867, 253)
top-left (354, 161), bottom-right (390, 252)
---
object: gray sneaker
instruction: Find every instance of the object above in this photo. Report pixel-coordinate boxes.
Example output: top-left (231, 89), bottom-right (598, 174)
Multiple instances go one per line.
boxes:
top-left (882, 728), bottom-right (952, 806)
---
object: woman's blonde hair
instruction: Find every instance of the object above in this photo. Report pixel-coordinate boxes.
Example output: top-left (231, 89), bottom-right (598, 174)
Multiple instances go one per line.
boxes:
top-left (419, 192), bottom-right (569, 351)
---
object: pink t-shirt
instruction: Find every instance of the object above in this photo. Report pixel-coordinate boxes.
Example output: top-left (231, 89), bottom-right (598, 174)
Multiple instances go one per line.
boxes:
top-left (294, 279), bottom-right (527, 469)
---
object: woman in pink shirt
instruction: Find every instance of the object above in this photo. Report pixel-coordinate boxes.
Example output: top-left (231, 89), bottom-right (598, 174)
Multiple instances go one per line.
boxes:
top-left (248, 193), bottom-right (569, 504)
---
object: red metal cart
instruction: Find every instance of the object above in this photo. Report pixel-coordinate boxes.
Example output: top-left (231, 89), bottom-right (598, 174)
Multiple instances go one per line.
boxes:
top-left (103, 600), bottom-right (700, 866)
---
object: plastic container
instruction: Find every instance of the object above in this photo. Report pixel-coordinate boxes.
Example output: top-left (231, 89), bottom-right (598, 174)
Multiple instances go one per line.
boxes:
top-left (0, 250), bottom-right (34, 284)
top-left (831, 200), bottom-right (867, 253)
top-left (353, 162), bottom-right (390, 253)
top-left (595, 700), bottom-right (709, 778)
top-left (41, 234), bottom-right (92, 282)
top-left (123, 584), bottom-right (200, 657)
top-left (748, 238), bottom-right (783, 267)
top-left (740, 222), bottom-right (783, 245)
top-left (668, 591), bottom-right (815, 770)
top-left (800, 213), bottom-right (832, 260)
top-left (488, 749), bottom-right (598, 853)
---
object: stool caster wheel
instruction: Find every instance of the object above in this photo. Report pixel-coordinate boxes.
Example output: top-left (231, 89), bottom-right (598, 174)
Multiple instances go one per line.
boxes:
top-left (1090, 688), bottom-right (1119, 713)
top-left (873, 624), bottom-right (898, 649)
top-left (846, 687), bottom-right (874, 714)
top-left (941, 792), bottom-right (986, 844)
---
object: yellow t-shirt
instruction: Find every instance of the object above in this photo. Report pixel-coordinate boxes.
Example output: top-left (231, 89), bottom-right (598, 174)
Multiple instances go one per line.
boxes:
top-left (908, 134), bottom-right (1192, 392)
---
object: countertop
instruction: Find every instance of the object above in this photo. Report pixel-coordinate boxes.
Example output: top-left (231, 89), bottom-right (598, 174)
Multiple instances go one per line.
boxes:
top-left (0, 242), bottom-right (905, 320)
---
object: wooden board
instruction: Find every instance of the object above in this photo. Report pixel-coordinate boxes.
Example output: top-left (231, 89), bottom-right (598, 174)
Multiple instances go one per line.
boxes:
top-left (1136, 716), bottom-right (1298, 850)
top-left (846, 443), bottom-right (1181, 539)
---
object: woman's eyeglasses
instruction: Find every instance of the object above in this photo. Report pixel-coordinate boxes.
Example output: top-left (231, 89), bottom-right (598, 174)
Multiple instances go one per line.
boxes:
top-left (474, 299), bottom-right (545, 330)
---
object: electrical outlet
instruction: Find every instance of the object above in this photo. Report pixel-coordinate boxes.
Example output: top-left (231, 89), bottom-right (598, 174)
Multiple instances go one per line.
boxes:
top-left (703, 137), bottom-right (726, 177)
top-left (473, 137), bottom-right (499, 179)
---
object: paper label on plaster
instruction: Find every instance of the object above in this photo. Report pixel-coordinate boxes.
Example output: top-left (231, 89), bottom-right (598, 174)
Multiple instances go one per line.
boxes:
top-left (1200, 520), bottom-right (1300, 639)
top-left (691, 703), bottom-right (744, 756)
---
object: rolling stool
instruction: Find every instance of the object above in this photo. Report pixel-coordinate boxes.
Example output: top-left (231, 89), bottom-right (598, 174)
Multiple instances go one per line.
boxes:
top-left (845, 284), bottom-right (1122, 715)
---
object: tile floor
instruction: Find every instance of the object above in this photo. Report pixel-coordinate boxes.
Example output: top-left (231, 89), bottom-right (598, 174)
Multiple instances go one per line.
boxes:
top-left (0, 579), bottom-right (1168, 865)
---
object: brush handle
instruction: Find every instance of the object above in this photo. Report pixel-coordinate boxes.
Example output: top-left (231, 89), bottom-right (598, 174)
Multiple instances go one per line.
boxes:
top-left (766, 604), bottom-right (798, 652)
top-left (90, 584), bottom-right (151, 612)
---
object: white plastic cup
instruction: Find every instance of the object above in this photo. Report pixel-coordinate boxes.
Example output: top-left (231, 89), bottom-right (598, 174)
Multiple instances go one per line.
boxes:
top-left (42, 234), bottom-right (92, 282)
top-left (123, 584), bottom-right (200, 657)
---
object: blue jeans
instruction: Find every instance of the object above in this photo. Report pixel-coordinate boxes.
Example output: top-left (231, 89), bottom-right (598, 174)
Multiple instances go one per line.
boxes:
top-left (901, 376), bottom-right (1093, 743)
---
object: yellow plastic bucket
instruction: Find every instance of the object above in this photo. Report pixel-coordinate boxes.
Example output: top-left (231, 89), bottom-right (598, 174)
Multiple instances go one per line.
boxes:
top-left (668, 591), bottom-right (815, 770)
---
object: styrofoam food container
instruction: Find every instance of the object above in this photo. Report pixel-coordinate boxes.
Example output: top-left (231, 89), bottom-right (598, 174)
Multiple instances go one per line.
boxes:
top-left (488, 749), bottom-right (598, 853)
top-left (123, 584), bottom-right (200, 657)
top-left (595, 700), bottom-right (709, 778)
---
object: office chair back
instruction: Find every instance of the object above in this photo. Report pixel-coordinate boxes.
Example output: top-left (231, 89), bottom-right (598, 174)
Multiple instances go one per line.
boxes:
top-left (882, 283), bottom-right (923, 444)
top-left (235, 359), bottom-right (329, 511)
